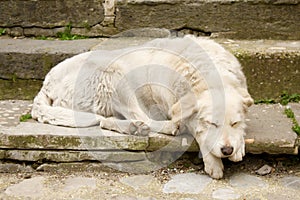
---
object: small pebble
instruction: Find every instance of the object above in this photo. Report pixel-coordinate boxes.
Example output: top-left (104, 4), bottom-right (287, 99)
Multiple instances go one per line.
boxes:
top-left (256, 164), bottom-right (273, 176)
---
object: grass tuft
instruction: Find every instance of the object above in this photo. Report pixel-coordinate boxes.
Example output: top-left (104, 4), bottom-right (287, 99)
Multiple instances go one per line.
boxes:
top-left (0, 28), bottom-right (6, 36)
top-left (20, 113), bottom-right (32, 122)
top-left (284, 108), bottom-right (300, 136)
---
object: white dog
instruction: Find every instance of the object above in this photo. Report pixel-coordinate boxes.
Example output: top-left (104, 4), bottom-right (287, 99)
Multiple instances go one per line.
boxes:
top-left (32, 36), bottom-right (253, 179)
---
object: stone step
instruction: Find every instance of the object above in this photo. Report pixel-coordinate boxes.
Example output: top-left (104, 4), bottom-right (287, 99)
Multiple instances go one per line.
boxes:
top-left (1, 0), bottom-right (299, 39)
top-left (0, 36), bottom-right (299, 100)
top-left (0, 100), bottom-right (298, 165)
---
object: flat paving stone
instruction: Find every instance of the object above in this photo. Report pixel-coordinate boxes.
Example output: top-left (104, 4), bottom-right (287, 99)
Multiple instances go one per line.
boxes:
top-left (163, 173), bottom-right (212, 194)
top-left (229, 173), bottom-right (268, 188)
top-left (4, 176), bottom-right (45, 198)
top-left (212, 188), bottom-right (240, 200)
top-left (0, 170), bottom-right (300, 200)
top-left (120, 175), bottom-right (155, 190)
top-left (280, 176), bottom-right (300, 190)
top-left (63, 176), bottom-right (97, 191)
top-left (0, 100), bottom-right (32, 127)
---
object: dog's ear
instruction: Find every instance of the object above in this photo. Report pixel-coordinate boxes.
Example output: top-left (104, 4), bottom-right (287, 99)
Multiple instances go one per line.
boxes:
top-left (170, 91), bottom-right (199, 123)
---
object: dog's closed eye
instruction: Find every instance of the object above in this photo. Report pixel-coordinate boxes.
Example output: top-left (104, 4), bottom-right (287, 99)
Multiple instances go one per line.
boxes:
top-left (230, 121), bottom-right (241, 128)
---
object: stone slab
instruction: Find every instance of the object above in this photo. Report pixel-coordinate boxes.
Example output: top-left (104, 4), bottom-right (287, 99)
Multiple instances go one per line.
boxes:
top-left (162, 173), bottom-right (212, 194)
top-left (218, 39), bottom-right (300, 99)
top-left (63, 177), bottom-right (97, 191)
top-left (0, 37), bottom-right (299, 100)
top-left (245, 104), bottom-right (298, 154)
top-left (0, 122), bottom-right (149, 151)
top-left (212, 188), bottom-right (241, 200)
top-left (0, 150), bottom-right (147, 163)
top-left (0, 100), bottom-right (32, 126)
top-left (4, 177), bottom-right (46, 198)
top-left (280, 176), bottom-right (300, 190)
top-left (120, 175), bottom-right (155, 190)
top-left (1, 170), bottom-right (300, 200)
top-left (0, 103), bottom-right (298, 156)
top-left (0, 38), bottom-right (103, 79)
top-left (229, 173), bottom-right (268, 188)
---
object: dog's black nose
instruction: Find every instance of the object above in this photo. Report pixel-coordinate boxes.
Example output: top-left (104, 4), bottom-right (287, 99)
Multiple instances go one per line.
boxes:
top-left (221, 146), bottom-right (234, 156)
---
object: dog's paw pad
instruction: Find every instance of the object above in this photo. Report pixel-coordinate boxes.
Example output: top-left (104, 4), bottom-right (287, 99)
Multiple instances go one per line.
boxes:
top-left (140, 124), bottom-right (150, 136)
top-left (129, 122), bottom-right (139, 134)
top-left (129, 121), bottom-right (150, 136)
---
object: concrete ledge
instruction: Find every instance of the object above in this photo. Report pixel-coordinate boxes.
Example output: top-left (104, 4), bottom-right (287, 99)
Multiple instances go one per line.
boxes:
top-left (245, 104), bottom-right (298, 154)
top-left (0, 104), bottom-right (298, 165)
top-left (0, 38), bottom-right (103, 79)
top-left (0, 37), bottom-right (299, 100)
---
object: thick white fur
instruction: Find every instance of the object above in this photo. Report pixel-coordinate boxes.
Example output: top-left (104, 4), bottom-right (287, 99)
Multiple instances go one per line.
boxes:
top-left (32, 35), bottom-right (253, 179)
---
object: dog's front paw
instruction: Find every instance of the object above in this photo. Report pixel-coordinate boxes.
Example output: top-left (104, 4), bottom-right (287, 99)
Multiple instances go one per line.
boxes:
top-left (203, 154), bottom-right (224, 179)
top-left (229, 148), bottom-right (244, 162)
top-left (129, 121), bottom-right (150, 136)
top-left (205, 164), bottom-right (224, 179)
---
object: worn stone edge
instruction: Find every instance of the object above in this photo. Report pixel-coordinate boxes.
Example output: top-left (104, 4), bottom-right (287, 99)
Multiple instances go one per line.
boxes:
top-left (0, 124), bottom-right (298, 155)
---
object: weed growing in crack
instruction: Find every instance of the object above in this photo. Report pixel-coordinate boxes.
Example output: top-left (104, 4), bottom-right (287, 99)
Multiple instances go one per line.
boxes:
top-left (56, 23), bottom-right (87, 40)
top-left (280, 92), bottom-right (300, 105)
top-left (254, 92), bottom-right (300, 105)
top-left (0, 28), bottom-right (6, 36)
top-left (284, 107), bottom-right (300, 136)
top-left (20, 113), bottom-right (32, 122)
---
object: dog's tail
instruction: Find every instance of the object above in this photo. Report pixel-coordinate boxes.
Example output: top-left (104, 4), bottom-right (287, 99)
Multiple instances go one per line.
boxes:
top-left (31, 90), bottom-right (103, 128)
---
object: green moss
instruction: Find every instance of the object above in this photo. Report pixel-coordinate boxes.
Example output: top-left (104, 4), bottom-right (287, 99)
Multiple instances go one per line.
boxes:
top-left (284, 108), bottom-right (300, 136)
top-left (280, 92), bottom-right (300, 105)
top-left (82, 21), bottom-right (92, 31)
top-left (5, 135), bottom-right (38, 148)
top-left (42, 55), bottom-right (54, 75)
top-left (1, 135), bottom-right (82, 149)
top-left (20, 114), bottom-right (32, 122)
top-left (254, 99), bottom-right (276, 104)
top-left (56, 23), bottom-right (88, 40)
top-left (235, 51), bottom-right (300, 100)
top-left (52, 136), bottom-right (81, 148)
top-left (0, 28), bottom-right (6, 36)
top-left (36, 36), bottom-right (53, 40)
top-left (0, 79), bottom-right (42, 100)
top-left (254, 92), bottom-right (300, 105)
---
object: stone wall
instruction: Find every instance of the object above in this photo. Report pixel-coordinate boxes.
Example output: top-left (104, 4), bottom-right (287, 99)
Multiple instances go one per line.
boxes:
top-left (0, 0), bottom-right (299, 39)
top-left (0, 0), bottom-right (114, 37)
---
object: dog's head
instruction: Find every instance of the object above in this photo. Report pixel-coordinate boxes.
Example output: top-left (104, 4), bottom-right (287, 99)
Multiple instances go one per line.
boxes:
top-left (171, 87), bottom-right (253, 161)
